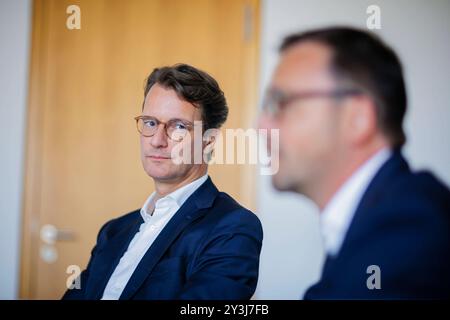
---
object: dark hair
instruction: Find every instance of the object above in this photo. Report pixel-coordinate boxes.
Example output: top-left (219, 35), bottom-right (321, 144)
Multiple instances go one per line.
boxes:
top-left (281, 27), bottom-right (407, 148)
top-left (143, 63), bottom-right (228, 130)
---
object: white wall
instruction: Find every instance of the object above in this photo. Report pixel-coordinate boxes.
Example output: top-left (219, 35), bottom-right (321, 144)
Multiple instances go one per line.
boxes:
top-left (0, 0), bottom-right (31, 299)
top-left (256, 0), bottom-right (450, 299)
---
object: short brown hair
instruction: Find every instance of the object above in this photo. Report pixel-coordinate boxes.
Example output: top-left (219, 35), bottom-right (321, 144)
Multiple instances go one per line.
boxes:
top-left (281, 27), bottom-right (407, 148)
top-left (143, 63), bottom-right (228, 130)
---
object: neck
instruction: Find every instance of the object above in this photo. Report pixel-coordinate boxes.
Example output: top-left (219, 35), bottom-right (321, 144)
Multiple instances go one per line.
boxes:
top-left (311, 142), bottom-right (389, 211)
top-left (153, 165), bottom-right (207, 198)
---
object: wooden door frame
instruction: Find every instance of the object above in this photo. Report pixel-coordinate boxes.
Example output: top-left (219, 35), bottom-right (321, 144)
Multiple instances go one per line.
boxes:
top-left (20, 0), bottom-right (49, 299)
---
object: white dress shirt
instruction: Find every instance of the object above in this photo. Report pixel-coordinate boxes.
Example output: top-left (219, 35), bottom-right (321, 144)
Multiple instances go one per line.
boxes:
top-left (101, 174), bottom-right (208, 300)
top-left (320, 148), bottom-right (391, 257)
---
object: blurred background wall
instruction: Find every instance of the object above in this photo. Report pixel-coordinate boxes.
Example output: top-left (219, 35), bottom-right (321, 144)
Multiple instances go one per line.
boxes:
top-left (1, 0), bottom-right (449, 299)
top-left (0, 0), bottom-right (31, 299)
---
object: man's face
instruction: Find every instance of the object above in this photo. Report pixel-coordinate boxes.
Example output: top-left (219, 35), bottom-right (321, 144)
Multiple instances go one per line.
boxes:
top-left (259, 42), bottom-right (344, 195)
top-left (140, 84), bottom-right (204, 184)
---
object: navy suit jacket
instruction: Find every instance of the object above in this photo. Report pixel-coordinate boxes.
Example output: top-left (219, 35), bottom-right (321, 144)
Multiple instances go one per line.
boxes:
top-left (62, 177), bottom-right (263, 300)
top-left (305, 151), bottom-right (450, 299)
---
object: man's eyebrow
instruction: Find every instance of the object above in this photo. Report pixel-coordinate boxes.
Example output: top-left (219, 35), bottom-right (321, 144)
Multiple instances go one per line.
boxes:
top-left (165, 117), bottom-right (192, 123)
top-left (142, 115), bottom-right (194, 123)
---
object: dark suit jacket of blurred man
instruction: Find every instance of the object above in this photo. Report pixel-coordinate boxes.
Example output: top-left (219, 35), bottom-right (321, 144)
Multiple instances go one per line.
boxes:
top-left (305, 151), bottom-right (450, 299)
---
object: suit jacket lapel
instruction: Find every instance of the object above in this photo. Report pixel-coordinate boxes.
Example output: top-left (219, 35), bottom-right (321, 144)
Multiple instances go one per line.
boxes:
top-left (337, 150), bottom-right (409, 257)
top-left (119, 177), bottom-right (218, 300)
top-left (85, 215), bottom-right (142, 300)
top-left (306, 151), bottom-right (410, 298)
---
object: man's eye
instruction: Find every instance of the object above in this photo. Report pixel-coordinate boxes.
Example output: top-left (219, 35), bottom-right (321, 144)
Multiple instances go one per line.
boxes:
top-left (144, 119), bottom-right (157, 127)
top-left (174, 122), bottom-right (187, 130)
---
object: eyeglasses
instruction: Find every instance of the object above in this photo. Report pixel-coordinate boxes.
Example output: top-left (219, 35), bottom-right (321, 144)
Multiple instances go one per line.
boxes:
top-left (262, 88), bottom-right (364, 117)
top-left (134, 115), bottom-right (194, 142)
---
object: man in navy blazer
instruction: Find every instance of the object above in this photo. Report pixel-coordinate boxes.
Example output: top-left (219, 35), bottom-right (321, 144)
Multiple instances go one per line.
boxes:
top-left (63, 64), bottom-right (263, 300)
top-left (259, 27), bottom-right (449, 299)
top-left (303, 150), bottom-right (450, 299)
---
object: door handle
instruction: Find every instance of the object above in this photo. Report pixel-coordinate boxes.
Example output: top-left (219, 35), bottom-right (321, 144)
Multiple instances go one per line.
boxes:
top-left (40, 224), bottom-right (76, 245)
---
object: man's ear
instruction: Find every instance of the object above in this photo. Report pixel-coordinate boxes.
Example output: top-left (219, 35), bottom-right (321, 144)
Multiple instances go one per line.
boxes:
top-left (203, 128), bottom-right (219, 163)
top-left (345, 95), bottom-right (378, 146)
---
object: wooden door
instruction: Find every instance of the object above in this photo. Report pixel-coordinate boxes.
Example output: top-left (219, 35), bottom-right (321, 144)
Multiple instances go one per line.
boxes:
top-left (21, 0), bottom-right (259, 299)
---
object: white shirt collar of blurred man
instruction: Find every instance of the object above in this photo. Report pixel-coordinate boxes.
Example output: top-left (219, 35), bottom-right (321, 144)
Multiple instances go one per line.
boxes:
top-left (320, 148), bottom-right (391, 257)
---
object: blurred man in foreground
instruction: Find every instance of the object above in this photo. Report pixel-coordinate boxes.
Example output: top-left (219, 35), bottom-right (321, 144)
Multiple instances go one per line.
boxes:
top-left (259, 27), bottom-right (450, 299)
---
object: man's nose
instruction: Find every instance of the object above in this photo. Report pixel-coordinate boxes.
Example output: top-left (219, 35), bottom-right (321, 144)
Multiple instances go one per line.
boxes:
top-left (257, 112), bottom-right (278, 152)
top-left (149, 124), bottom-right (169, 148)
top-left (258, 112), bottom-right (276, 131)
